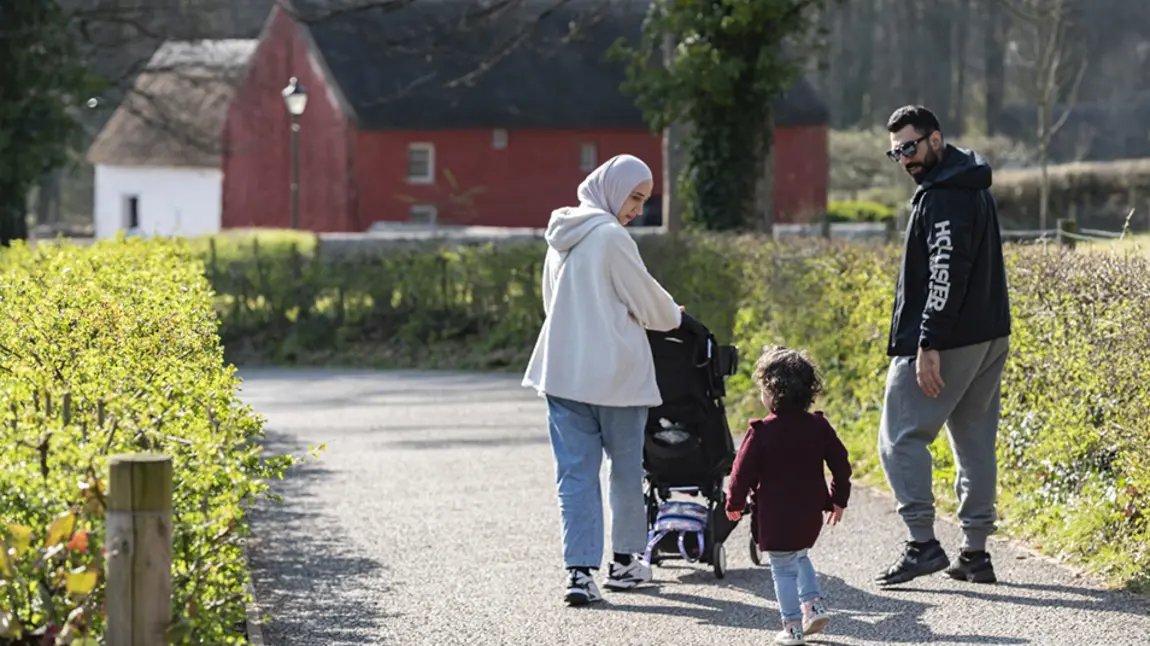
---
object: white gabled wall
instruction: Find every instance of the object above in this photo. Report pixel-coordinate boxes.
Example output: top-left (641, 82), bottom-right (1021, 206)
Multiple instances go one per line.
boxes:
top-left (93, 165), bottom-right (223, 239)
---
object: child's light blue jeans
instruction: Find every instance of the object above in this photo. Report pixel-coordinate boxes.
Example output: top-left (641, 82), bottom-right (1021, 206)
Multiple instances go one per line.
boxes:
top-left (767, 549), bottom-right (822, 622)
top-left (546, 395), bottom-right (648, 569)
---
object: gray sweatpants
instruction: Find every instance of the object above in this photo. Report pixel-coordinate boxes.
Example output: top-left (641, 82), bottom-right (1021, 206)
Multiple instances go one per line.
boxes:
top-left (878, 337), bottom-right (1010, 552)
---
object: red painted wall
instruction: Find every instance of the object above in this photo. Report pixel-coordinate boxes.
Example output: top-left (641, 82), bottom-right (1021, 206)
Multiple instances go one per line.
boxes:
top-left (352, 126), bottom-right (827, 229)
top-left (221, 5), bottom-right (353, 231)
top-left (773, 125), bottom-right (829, 224)
top-left (352, 129), bottom-right (662, 229)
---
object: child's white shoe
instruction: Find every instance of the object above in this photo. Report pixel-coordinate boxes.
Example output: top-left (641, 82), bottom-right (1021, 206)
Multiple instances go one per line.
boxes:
top-left (802, 598), bottom-right (830, 635)
top-left (774, 620), bottom-right (806, 645)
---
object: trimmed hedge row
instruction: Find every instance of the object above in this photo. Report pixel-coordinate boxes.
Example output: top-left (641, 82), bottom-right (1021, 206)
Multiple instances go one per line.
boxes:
top-left (202, 230), bottom-right (1150, 591)
top-left (993, 159), bottom-right (1150, 229)
top-left (0, 238), bottom-right (296, 644)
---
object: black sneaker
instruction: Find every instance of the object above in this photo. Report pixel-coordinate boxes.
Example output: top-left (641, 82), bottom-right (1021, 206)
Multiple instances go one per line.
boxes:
top-left (564, 568), bottom-right (602, 606)
top-left (875, 540), bottom-right (951, 587)
top-left (946, 550), bottom-right (997, 583)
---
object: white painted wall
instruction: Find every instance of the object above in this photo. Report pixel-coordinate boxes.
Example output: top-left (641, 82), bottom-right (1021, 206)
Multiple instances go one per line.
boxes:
top-left (93, 165), bottom-right (223, 239)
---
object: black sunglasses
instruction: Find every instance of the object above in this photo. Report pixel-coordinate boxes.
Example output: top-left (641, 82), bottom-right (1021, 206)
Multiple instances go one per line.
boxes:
top-left (886, 133), bottom-right (932, 162)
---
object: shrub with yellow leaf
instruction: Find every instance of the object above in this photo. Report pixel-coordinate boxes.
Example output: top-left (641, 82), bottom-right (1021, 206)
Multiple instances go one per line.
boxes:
top-left (0, 238), bottom-right (298, 644)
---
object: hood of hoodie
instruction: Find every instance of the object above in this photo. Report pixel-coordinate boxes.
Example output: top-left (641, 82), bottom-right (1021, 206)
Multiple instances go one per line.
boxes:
top-left (913, 144), bottom-right (993, 204)
top-left (545, 206), bottom-right (617, 252)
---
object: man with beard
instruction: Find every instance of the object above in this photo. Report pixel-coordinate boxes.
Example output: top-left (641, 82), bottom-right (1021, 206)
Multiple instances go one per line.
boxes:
top-left (874, 105), bottom-right (1012, 587)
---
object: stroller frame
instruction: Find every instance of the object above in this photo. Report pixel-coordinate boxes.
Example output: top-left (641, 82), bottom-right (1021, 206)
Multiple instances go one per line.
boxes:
top-left (641, 314), bottom-right (746, 579)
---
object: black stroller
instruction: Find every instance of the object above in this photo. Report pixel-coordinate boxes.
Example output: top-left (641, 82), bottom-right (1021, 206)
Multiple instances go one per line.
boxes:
top-left (641, 312), bottom-right (745, 579)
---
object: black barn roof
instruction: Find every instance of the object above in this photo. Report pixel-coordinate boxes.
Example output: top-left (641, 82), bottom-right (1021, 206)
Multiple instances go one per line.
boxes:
top-left (287, 0), bottom-right (830, 131)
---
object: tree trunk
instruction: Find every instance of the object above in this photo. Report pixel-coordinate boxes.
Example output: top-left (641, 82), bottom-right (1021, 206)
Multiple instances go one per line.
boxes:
top-left (951, 0), bottom-right (970, 135)
top-left (662, 120), bottom-right (689, 235)
top-left (751, 112), bottom-right (776, 234)
top-left (35, 169), bottom-right (62, 226)
top-left (984, 0), bottom-right (1006, 135)
top-left (0, 186), bottom-right (30, 247)
top-left (661, 32), bottom-right (687, 235)
top-left (1039, 140), bottom-right (1050, 231)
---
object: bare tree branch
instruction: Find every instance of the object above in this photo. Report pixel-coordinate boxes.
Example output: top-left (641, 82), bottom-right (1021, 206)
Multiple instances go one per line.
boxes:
top-left (1050, 57), bottom-right (1089, 137)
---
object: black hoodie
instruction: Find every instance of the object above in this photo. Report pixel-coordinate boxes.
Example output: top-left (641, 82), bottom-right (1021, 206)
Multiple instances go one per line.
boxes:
top-left (887, 143), bottom-right (1012, 357)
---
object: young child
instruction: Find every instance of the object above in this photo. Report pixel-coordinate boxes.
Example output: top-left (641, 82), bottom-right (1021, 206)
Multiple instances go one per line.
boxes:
top-left (726, 345), bottom-right (853, 646)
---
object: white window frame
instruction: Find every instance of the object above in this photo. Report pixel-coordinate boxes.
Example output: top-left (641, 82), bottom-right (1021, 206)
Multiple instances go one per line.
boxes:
top-left (407, 143), bottom-right (435, 184)
top-left (492, 128), bottom-right (508, 150)
top-left (409, 204), bottom-right (438, 225)
top-left (579, 142), bottom-right (597, 172)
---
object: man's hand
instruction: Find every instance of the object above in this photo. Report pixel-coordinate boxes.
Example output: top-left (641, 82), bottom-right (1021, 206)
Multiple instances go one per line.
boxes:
top-left (916, 347), bottom-right (944, 397)
top-left (726, 509), bottom-right (742, 521)
top-left (825, 505), bottom-right (845, 526)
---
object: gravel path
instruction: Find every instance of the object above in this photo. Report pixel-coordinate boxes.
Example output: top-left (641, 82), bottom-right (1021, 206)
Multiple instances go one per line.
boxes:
top-left (239, 368), bottom-right (1150, 646)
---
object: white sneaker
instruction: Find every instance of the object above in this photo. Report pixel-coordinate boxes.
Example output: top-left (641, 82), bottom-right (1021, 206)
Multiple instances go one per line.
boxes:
top-left (603, 556), bottom-right (652, 591)
top-left (802, 598), bottom-right (830, 635)
top-left (774, 621), bottom-right (806, 645)
top-left (564, 568), bottom-right (602, 606)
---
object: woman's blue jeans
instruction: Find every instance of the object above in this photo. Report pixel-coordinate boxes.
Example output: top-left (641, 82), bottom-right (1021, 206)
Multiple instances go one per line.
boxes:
top-left (546, 395), bottom-right (648, 569)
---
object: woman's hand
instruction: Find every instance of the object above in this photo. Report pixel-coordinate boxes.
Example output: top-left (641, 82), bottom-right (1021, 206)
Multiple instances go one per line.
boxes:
top-left (726, 509), bottom-right (742, 521)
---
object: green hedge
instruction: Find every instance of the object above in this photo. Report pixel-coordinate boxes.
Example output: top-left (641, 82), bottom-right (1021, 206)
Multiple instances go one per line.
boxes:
top-left (200, 230), bottom-right (1150, 591)
top-left (0, 238), bottom-right (297, 644)
top-left (825, 200), bottom-right (896, 222)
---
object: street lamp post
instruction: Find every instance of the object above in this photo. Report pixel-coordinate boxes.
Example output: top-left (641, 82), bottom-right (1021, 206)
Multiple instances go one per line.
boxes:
top-left (282, 77), bottom-right (308, 230)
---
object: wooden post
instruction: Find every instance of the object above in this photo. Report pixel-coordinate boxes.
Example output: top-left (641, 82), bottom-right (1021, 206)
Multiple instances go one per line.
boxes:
top-left (106, 453), bottom-right (173, 646)
top-left (1056, 217), bottom-right (1077, 249)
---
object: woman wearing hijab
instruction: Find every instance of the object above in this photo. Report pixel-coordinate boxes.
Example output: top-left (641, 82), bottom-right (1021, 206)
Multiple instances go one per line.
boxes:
top-left (522, 154), bottom-right (683, 606)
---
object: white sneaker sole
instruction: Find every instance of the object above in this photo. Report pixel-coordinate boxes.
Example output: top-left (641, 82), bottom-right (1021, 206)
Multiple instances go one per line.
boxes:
top-left (603, 577), bottom-right (649, 591)
top-left (804, 614), bottom-right (829, 635)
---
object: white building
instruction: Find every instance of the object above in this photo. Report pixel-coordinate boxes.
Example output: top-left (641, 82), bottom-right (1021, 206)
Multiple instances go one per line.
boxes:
top-left (87, 39), bottom-right (257, 239)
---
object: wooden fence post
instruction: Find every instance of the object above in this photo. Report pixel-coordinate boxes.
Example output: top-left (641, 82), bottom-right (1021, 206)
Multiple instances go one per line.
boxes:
top-left (1057, 218), bottom-right (1077, 249)
top-left (106, 453), bottom-right (173, 646)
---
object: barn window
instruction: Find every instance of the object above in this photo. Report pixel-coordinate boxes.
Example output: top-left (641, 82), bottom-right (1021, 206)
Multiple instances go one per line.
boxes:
top-left (409, 204), bottom-right (437, 225)
top-left (579, 142), bottom-right (597, 171)
top-left (407, 143), bottom-right (435, 183)
top-left (492, 129), bottom-right (508, 150)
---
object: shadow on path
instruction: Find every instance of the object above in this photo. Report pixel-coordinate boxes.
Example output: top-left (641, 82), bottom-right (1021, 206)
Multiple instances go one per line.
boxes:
top-left (246, 429), bottom-right (393, 645)
top-left (606, 565), bottom-right (1034, 645)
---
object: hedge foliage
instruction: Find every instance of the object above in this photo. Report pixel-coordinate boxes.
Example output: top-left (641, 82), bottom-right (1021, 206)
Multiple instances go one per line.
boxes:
top-left (202, 229), bottom-right (1149, 591)
top-left (825, 200), bottom-right (896, 222)
top-left (0, 238), bottom-right (297, 644)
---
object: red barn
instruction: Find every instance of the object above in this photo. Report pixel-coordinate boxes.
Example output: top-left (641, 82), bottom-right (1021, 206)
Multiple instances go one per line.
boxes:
top-left (222, 0), bottom-right (831, 232)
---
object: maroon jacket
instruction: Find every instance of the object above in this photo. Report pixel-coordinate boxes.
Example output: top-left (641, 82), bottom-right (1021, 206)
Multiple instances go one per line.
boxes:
top-left (725, 410), bottom-right (852, 552)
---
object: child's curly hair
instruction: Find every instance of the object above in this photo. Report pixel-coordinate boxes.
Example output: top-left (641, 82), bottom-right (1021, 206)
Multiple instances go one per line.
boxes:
top-left (752, 345), bottom-right (823, 412)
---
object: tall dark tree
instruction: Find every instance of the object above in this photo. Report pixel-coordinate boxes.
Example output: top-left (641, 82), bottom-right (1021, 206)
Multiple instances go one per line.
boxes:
top-left (0, 2), bottom-right (96, 246)
top-left (611, 0), bottom-right (836, 231)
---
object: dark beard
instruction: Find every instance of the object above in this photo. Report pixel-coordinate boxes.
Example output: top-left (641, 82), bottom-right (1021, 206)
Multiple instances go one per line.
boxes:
top-left (907, 148), bottom-right (941, 183)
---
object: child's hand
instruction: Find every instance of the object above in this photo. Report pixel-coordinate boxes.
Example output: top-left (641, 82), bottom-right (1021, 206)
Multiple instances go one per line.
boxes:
top-left (825, 505), bottom-right (845, 526)
top-left (726, 510), bottom-right (742, 521)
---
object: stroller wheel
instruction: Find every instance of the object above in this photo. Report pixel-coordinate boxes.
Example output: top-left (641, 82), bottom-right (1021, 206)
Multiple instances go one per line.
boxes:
top-left (712, 542), bottom-right (727, 579)
top-left (749, 534), bottom-right (764, 566)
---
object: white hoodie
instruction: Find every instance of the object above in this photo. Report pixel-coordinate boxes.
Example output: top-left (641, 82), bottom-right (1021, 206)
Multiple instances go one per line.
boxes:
top-left (521, 206), bottom-right (682, 407)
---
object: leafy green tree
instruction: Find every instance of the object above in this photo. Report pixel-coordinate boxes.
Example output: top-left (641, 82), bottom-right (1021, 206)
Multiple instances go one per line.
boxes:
top-left (0, 2), bottom-right (96, 246)
top-left (611, 0), bottom-right (836, 231)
